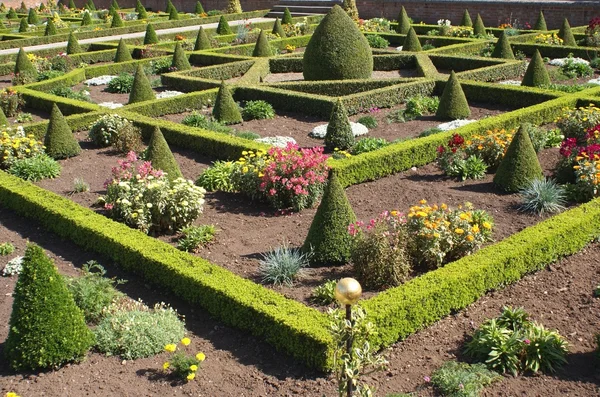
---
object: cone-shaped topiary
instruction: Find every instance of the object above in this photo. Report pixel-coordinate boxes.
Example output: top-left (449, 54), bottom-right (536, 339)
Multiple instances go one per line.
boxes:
top-left (521, 49), bottom-right (550, 87)
top-left (216, 15), bottom-right (232, 35)
top-left (66, 31), bottom-right (82, 54)
top-left (85, 0), bottom-right (95, 11)
top-left (342, 0), bottom-right (358, 20)
top-left (403, 27), bottom-right (422, 52)
top-left (0, 107), bottom-right (9, 127)
top-left (171, 41), bottom-right (191, 70)
top-left (395, 6), bottom-right (411, 34)
top-left (460, 9), bottom-right (472, 27)
top-left (252, 29), bottom-right (272, 57)
top-left (111, 10), bottom-right (123, 27)
top-left (302, 171), bottom-right (357, 266)
top-left (558, 18), bottom-right (576, 46)
top-left (226, 0), bottom-right (242, 14)
top-left (325, 98), bottom-right (354, 151)
top-left (4, 244), bottom-right (94, 371)
top-left (128, 63), bottom-right (155, 104)
top-left (168, 6), bottom-right (178, 20)
top-left (143, 23), bottom-right (158, 44)
top-left (213, 81), bottom-right (242, 124)
top-left (165, 0), bottom-right (174, 13)
top-left (111, 0), bottom-right (119, 9)
top-left (136, 0), bottom-right (147, 18)
top-left (493, 124), bottom-right (543, 192)
top-left (282, 7), bottom-right (293, 24)
top-left (473, 14), bottom-right (486, 36)
top-left (114, 38), bottom-right (132, 62)
top-left (272, 17), bottom-right (285, 37)
top-left (69, 0), bottom-right (76, 9)
top-left (195, 1), bottom-right (205, 14)
top-left (491, 30), bottom-right (514, 59)
top-left (194, 26), bottom-right (211, 50)
top-left (27, 7), bottom-right (39, 24)
top-left (18, 17), bottom-right (28, 32)
top-left (436, 71), bottom-right (470, 120)
top-left (58, 2), bottom-right (67, 13)
top-left (7, 7), bottom-right (17, 19)
top-left (303, 5), bottom-right (372, 81)
top-left (147, 126), bottom-right (182, 179)
top-left (81, 10), bottom-right (92, 26)
top-left (44, 104), bottom-right (80, 159)
top-left (45, 17), bottom-right (57, 35)
top-left (534, 10), bottom-right (547, 31)
top-left (14, 47), bottom-right (36, 76)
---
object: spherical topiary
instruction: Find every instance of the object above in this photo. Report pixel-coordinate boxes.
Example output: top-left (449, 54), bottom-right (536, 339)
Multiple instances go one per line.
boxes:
top-left (303, 5), bottom-right (372, 81)
top-left (491, 30), bottom-right (514, 59)
top-left (44, 104), bottom-right (80, 159)
top-left (252, 30), bottom-right (272, 57)
top-left (403, 27), bottom-right (422, 52)
top-left (194, 27), bottom-right (211, 50)
top-left (114, 38), bottom-right (132, 62)
top-left (282, 7), bottom-right (293, 25)
top-left (521, 49), bottom-right (550, 87)
top-left (395, 6), bottom-right (411, 34)
top-left (0, 107), bottom-right (8, 127)
top-left (4, 244), bottom-right (94, 371)
top-left (195, 1), bottom-right (205, 14)
top-left (493, 124), bottom-right (543, 192)
top-left (460, 9), bottom-right (472, 27)
top-left (324, 98), bottom-right (354, 151)
top-left (81, 10), bottom-right (92, 26)
top-left (66, 31), bottom-right (82, 54)
top-left (143, 23), bottom-right (158, 45)
top-left (147, 126), bottom-right (182, 179)
top-left (111, 10), bottom-right (123, 27)
top-left (212, 81), bottom-right (242, 124)
top-left (14, 47), bottom-right (36, 76)
top-left (45, 17), bottom-right (57, 36)
top-left (27, 8), bottom-right (39, 24)
top-left (302, 171), bottom-right (357, 266)
top-left (18, 17), bottom-right (28, 33)
top-left (216, 15), bottom-right (232, 35)
top-left (168, 6), bottom-right (178, 20)
top-left (272, 17), bottom-right (285, 37)
top-left (558, 18), bottom-right (576, 46)
top-left (171, 41), bottom-right (191, 70)
top-left (436, 71), bottom-right (470, 120)
top-left (226, 0), bottom-right (242, 14)
top-left (534, 11), bottom-right (547, 31)
top-left (473, 14), bottom-right (486, 36)
top-left (128, 63), bottom-right (155, 104)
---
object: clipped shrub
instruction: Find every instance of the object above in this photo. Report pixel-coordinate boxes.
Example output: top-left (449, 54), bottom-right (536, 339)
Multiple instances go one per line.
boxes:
top-left (111, 0), bottom-right (119, 9)
top-left (147, 126), bottom-right (183, 179)
top-left (460, 9), bottom-right (472, 27)
top-left (303, 5), bottom-right (372, 81)
top-left (44, 104), bottom-right (80, 160)
top-left (253, 30), bottom-right (272, 57)
top-left (195, 1), bottom-right (205, 14)
top-left (494, 124), bottom-right (543, 192)
top-left (403, 27), bottom-right (422, 52)
top-left (8, 154), bottom-right (61, 182)
top-left (302, 171), bottom-right (357, 266)
top-left (272, 17), bottom-right (285, 37)
top-left (492, 30), bottom-right (514, 59)
top-left (436, 71), bottom-right (470, 120)
top-left (114, 38), bottom-right (132, 63)
top-left (18, 17), bottom-right (28, 33)
top-left (165, 0), bottom-right (174, 13)
top-left (259, 242), bottom-right (309, 286)
top-left (226, 0), bottom-right (242, 14)
top-left (143, 23), bottom-right (158, 45)
top-left (14, 47), bottom-right (37, 84)
top-left (473, 14), bottom-right (486, 36)
top-left (325, 98), bottom-right (354, 151)
top-left (194, 27), bottom-right (211, 50)
top-left (69, 0), bottom-right (77, 9)
top-left (6, 7), bottom-right (17, 19)
top-left (81, 10), bottom-right (92, 26)
top-left (521, 49), bottom-right (550, 87)
top-left (44, 16), bottom-right (57, 36)
top-left (111, 10), bottom-right (123, 27)
top-left (282, 7), bottom-right (293, 24)
top-left (66, 31), bottom-right (82, 54)
top-left (558, 18), bottom-right (576, 47)
top-left (171, 42), bottom-right (191, 71)
top-left (168, 6), bottom-right (178, 20)
top-left (311, 280), bottom-right (337, 305)
top-left (0, 107), bottom-right (8, 127)
top-left (395, 6), bottom-right (411, 34)
top-left (242, 100), bottom-right (275, 120)
top-left (212, 81), bottom-right (242, 124)
top-left (27, 7), bottom-right (39, 24)
top-left (128, 64), bottom-right (155, 104)
top-left (534, 11), bottom-right (547, 31)
top-left (136, 0), bottom-right (147, 18)
top-left (4, 244), bottom-right (94, 371)
top-left (342, 0), bottom-right (358, 20)
top-left (216, 15), bottom-right (232, 35)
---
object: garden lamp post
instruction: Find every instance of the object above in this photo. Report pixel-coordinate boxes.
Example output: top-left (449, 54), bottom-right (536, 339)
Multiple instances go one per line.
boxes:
top-left (334, 277), bottom-right (362, 397)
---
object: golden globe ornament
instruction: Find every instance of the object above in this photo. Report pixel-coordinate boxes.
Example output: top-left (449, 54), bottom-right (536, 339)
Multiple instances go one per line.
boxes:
top-left (334, 277), bottom-right (362, 305)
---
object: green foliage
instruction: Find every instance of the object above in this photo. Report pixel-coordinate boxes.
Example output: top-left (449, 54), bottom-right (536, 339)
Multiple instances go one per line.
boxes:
top-left (111, 10), bottom-right (123, 28)
top-left (196, 160), bottom-right (236, 192)
top-left (136, 0), bottom-right (147, 19)
top-left (253, 29), bottom-right (272, 57)
top-left (242, 100), bottom-right (275, 120)
top-left (521, 49), bottom-right (550, 87)
top-left (366, 34), bottom-right (389, 49)
top-left (216, 15), bottom-right (232, 35)
top-left (534, 11), bottom-right (547, 31)
top-left (18, 17), bottom-right (28, 33)
top-left (181, 111), bottom-right (230, 133)
top-left (303, 5), bottom-right (373, 81)
top-left (430, 361), bottom-right (502, 397)
top-left (28, 8), bottom-right (39, 24)
top-left (6, 7), bottom-right (17, 19)
top-left (282, 7), bottom-right (293, 25)
top-left (177, 224), bottom-right (216, 252)
top-left (302, 172), bottom-right (357, 265)
top-left (113, 123), bottom-right (143, 154)
top-left (85, 0), bottom-right (96, 11)
top-left (73, 177), bottom-right (90, 193)
top-left (213, 81), bottom-right (242, 124)
top-left (114, 38), bottom-right (132, 63)
top-left (436, 71), bottom-right (471, 120)
top-left (8, 154), bottom-right (61, 181)
top-left (44, 103), bottom-right (80, 160)
top-left (147, 126), bottom-right (182, 179)
top-left (311, 279), bottom-right (337, 305)
top-left (165, 0), bottom-right (174, 13)
top-left (395, 6), bottom-right (411, 34)
top-left (325, 98), bottom-right (354, 151)
top-left (171, 41), bottom-right (191, 71)
top-left (356, 116), bottom-right (378, 129)
top-left (0, 107), bottom-right (8, 127)
top-left (225, 0), bottom-right (242, 14)
top-left (491, 30), bottom-right (514, 59)
top-left (259, 242), bottom-right (309, 286)
top-left (493, 124), bottom-right (543, 192)
top-left (195, 1), bottom-right (205, 14)
top-left (194, 27), bottom-right (211, 50)
top-left (560, 57), bottom-right (594, 78)
top-left (460, 9), bottom-right (472, 27)
top-left (14, 47), bottom-right (36, 78)
top-left (519, 178), bottom-right (566, 216)
top-left (81, 10), bottom-right (92, 26)
top-left (4, 244), bottom-right (94, 371)
top-left (128, 64), bottom-right (155, 104)
top-left (143, 23), bottom-right (158, 45)
top-left (558, 18), bottom-right (576, 47)
top-left (473, 14), bottom-right (486, 36)
top-left (111, 0), bottom-right (120, 9)
top-left (404, 95), bottom-right (439, 119)
top-left (351, 137), bottom-right (388, 155)
top-left (44, 17), bottom-right (57, 36)
top-left (66, 31), bottom-right (82, 55)
top-left (0, 242), bottom-right (15, 256)
top-left (168, 6), bottom-right (178, 21)
top-left (272, 17), bottom-right (285, 37)
top-left (89, 114), bottom-right (131, 147)
top-left (107, 73), bottom-right (134, 93)
top-left (49, 88), bottom-right (90, 103)
top-left (403, 27), bottom-right (422, 52)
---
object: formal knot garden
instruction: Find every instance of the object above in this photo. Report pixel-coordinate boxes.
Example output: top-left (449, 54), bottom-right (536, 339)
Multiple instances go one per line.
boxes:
top-left (1, 0), bottom-right (600, 395)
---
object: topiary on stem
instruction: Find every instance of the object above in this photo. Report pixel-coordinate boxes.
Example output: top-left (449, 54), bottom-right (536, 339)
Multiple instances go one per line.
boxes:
top-left (558, 18), bottom-right (576, 46)
top-left (147, 126), bottom-right (182, 179)
top-left (325, 98), bottom-right (354, 151)
top-left (460, 9), bottom-right (472, 27)
top-left (473, 14), bottom-right (486, 36)
top-left (114, 38), bottom-right (132, 62)
top-left (128, 63), bottom-right (155, 104)
top-left (272, 17), bottom-right (285, 37)
top-left (252, 29), bottom-right (272, 57)
top-left (216, 15), bottom-right (232, 35)
top-left (493, 124), bottom-right (543, 192)
top-left (44, 16), bottom-right (57, 35)
top-left (436, 71), bottom-right (470, 120)
top-left (491, 30), bottom-right (514, 59)
top-left (395, 6), bottom-right (411, 34)
top-left (403, 27), bottom-right (422, 52)
top-left (143, 23), bottom-right (158, 45)
top-left (194, 27), bottom-right (211, 50)
top-left (4, 244), bottom-right (94, 371)
top-left (111, 10), bottom-right (123, 27)
top-left (212, 81), bottom-right (242, 124)
top-left (225, 0), bottom-right (242, 14)
top-left (171, 41), bottom-right (191, 70)
top-left (44, 104), bottom-right (81, 159)
top-left (302, 171), bottom-right (357, 266)
top-left (282, 7), bottom-right (293, 24)
top-left (534, 11), bottom-right (547, 31)
top-left (521, 49), bottom-right (550, 87)
top-left (66, 31), bottom-right (82, 54)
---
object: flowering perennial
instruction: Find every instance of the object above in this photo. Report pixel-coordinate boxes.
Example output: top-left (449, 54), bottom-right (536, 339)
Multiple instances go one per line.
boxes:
top-left (0, 126), bottom-right (44, 169)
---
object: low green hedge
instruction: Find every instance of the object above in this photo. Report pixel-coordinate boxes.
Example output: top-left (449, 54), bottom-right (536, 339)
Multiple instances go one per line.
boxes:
top-left (269, 56), bottom-right (303, 73)
top-left (267, 79), bottom-right (409, 96)
top-left (124, 89), bottom-right (218, 117)
top-left (189, 52), bottom-right (252, 66)
top-left (342, 79), bottom-right (436, 114)
top-left (456, 60), bottom-right (527, 82)
top-left (22, 111), bottom-right (106, 139)
top-left (428, 40), bottom-right (491, 56)
top-left (238, 58), bottom-right (270, 84)
top-left (179, 60), bottom-right (255, 80)
top-left (415, 53), bottom-right (439, 78)
top-left (17, 87), bottom-right (99, 116)
top-left (373, 54), bottom-right (415, 71)
top-left (429, 54), bottom-right (505, 72)
top-left (24, 68), bottom-right (87, 92)
top-left (511, 42), bottom-right (599, 60)
top-left (234, 85), bottom-right (335, 117)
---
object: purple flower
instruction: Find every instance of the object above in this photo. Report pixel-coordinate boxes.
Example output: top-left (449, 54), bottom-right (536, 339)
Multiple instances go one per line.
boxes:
top-left (524, 339), bottom-right (531, 345)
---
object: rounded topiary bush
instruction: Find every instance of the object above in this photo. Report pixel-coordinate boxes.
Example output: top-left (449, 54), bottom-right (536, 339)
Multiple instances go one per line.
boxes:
top-left (460, 9), bottom-right (472, 27)
top-left (303, 5), bottom-right (372, 81)
top-left (128, 64), bottom-right (155, 104)
top-left (435, 71), bottom-right (470, 120)
top-left (253, 30), bottom-right (272, 57)
top-left (66, 31), bottom-right (82, 54)
top-left (395, 6), bottom-right (411, 34)
top-left (534, 11), bottom-right (547, 31)
top-left (4, 244), bottom-right (94, 371)
top-left (114, 38), bottom-right (132, 62)
top-left (147, 126), bottom-right (182, 179)
top-left (171, 41), bottom-right (191, 71)
top-left (325, 98), bottom-right (354, 151)
top-left (558, 18), bottom-right (576, 46)
top-left (44, 103), bottom-right (81, 159)
top-left (143, 23), bottom-right (158, 45)
top-left (403, 27), bottom-right (422, 52)
top-left (212, 81), bottom-right (242, 124)
top-left (521, 49), bottom-right (550, 87)
top-left (194, 27), bottom-right (211, 50)
top-left (216, 15), bottom-right (232, 35)
top-left (491, 30), bottom-right (514, 59)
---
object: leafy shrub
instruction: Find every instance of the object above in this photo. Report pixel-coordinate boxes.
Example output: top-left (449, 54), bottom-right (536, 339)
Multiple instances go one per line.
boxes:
top-left (106, 73), bottom-right (135, 93)
top-left (0, 242), bottom-right (15, 256)
top-left (366, 34), bottom-right (389, 48)
top-left (351, 137), bottom-right (388, 155)
top-left (113, 123), bottom-right (143, 154)
top-left (50, 86), bottom-right (92, 102)
top-left (560, 57), bottom-right (594, 78)
top-left (430, 361), bottom-right (502, 397)
top-left (8, 154), bottom-right (61, 181)
top-left (181, 112), bottom-right (230, 133)
top-left (88, 114), bottom-right (132, 147)
top-left (258, 242), bottom-right (309, 286)
top-left (15, 113), bottom-right (32, 123)
top-left (0, 88), bottom-right (24, 117)
top-left (94, 302), bottom-right (185, 360)
top-left (357, 116), bottom-right (378, 129)
top-left (150, 57), bottom-right (173, 74)
top-left (555, 104), bottom-right (600, 142)
top-left (311, 279), bottom-right (337, 305)
top-left (519, 178), bottom-right (566, 216)
top-left (404, 95), bottom-right (439, 120)
top-left (73, 177), bottom-right (90, 193)
top-left (177, 224), bottom-right (216, 252)
top-left (196, 160), bottom-right (236, 192)
top-left (38, 69), bottom-right (65, 81)
top-left (242, 100), bottom-right (275, 121)
top-left (0, 126), bottom-right (45, 169)
top-left (163, 339), bottom-right (206, 382)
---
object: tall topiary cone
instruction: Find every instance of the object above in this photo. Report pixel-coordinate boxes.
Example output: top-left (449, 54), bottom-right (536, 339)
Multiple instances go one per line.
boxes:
top-left (460, 9), bottom-right (472, 27)
top-left (195, 1), bottom-right (205, 14)
top-left (111, 0), bottom-right (119, 9)
top-left (342, 0), bottom-right (358, 20)
top-left (171, 41), bottom-right (191, 70)
top-left (69, 0), bottom-right (76, 9)
top-left (85, 0), bottom-right (95, 11)
top-left (44, 104), bottom-right (80, 159)
top-left (27, 7), bottom-right (39, 24)
top-left (168, 6), bottom-right (178, 20)
top-left (558, 18), bottom-right (576, 46)
top-left (147, 126), bottom-right (182, 179)
top-left (45, 17), bottom-right (57, 35)
top-left (0, 107), bottom-right (8, 127)
top-left (325, 98), bottom-right (354, 151)
top-left (521, 49), bottom-right (550, 87)
top-left (403, 27), bottom-right (422, 52)
top-left (493, 124), bottom-right (543, 192)
top-left (303, 5), bottom-right (372, 81)
top-left (194, 27), bottom-right (211, 50)
top-left (6, 8), bottom-right (17, 19)
top-left (213, 81), bottom-right (242, 124)
top-left (18, 17), bottom-right (28, 32)
top-left (111, 10), bottom-right (123, 27)
top-left (165, 0), bottom-right (174, 13)
top-left (216, 15), bottom-right (232, 35)
top-left (136, 0), bottom-right (147, 19)
top-left (282, 7), bottom-right (293, 25)
top-left (226, 0), bottom-right (242, 14)
top-left (473, 14), bottom-right (486, 36)
top-left (534, 11), bottom-right (547, 31)
top-left (436, 71), bottom-right (470, 120)
top-left (395, 6), bottom-right (411, 34)
top-left (491, 30), bottom-right (514, 59)
top-left (272, 17), bottom-right (285, 37)
top-left (114, 38), bottom-right (132, 62)
top-left (4, 244), bottom-right (94, 371)
top-left (128, 64), bottom-right (155, 104)
top-left (66, 31), bottom-right (82, 54)
top-left (81, 10), bottom-right (92, 26)
top-left (14, 47), bottom-right (36, 76)
top-left (252, 30), bottom-right (272, 57)
top-left (143, 23), bottom-right (158, 45)
top-left (302, 171), bottom-right (357, 266)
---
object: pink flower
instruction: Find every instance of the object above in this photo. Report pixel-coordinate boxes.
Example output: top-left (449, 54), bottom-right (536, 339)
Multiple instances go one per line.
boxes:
top-left (524, 339), bottom-right (531, 345)
top-left (424, 376), bottom-right (430, 383)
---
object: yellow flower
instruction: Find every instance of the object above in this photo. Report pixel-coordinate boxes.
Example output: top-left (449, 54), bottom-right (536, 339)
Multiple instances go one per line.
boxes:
top-left (163, 362), bottom-right (170, 370)
top-left (181, 337), bottom-right (191, 346)
top-left (482, 222), bottom-right (492, 229)
top-left (390, 210), bottom-right (398, 217)
top-left (459, 213), bottom-right (469, 220)
top-left (466, 235), bottom-right (474, 242)
top-left (164, 344), bottom-right (177, 353)
top-left (196, 352), bottom-right (206, 361)
top-left (242, 166), bottom-right (249, 173)
top-left (6, 393), bottom-right (20, 397)
top-left (454, 228), bottom-right (464, 235)
top-left (419, 199), bottom-right (427, 204)
top-left (472, 225), bottom-right (480, 233)
top-left (190, 364), bottom-right (198, 371)
top-left (416, 211), bottom-right (428, 218)
top-left (187, 373), bottom-right (196, 381)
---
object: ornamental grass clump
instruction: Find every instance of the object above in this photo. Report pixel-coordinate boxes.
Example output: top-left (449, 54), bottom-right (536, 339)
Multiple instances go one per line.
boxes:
top-left (430, 361), bottom-right (502, 397)
top-left (147, 126), bottom-right (183, 179)
top-left (259, 242), bottom-right (310, 286)
top-left (44, 103), bottom-right (80, 160)
top-left (436, 71), bottom-right (470, 120)
top-left (163, 339), bottom-right (206, 382)
top-left (519, 178), bottom-right (566, 216)
top-left (171, 41), bottom-right (191, 71)
top-left (325, 98), bottom-right (355, 151)
top-left (213, 81), bottom-right (242, 124)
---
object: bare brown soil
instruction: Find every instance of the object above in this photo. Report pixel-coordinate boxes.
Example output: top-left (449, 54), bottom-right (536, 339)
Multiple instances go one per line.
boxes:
top-left (7, 107), bottom-right (50, 125)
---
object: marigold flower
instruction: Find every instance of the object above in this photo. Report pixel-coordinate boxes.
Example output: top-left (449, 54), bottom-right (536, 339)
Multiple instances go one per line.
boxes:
top-left (466, 235), bottom-right (474, 242)
top-left (419, 199), bottom-right (427, 204)
top-left (181, 337), bottom-right (191, 346)
top-left (190, 364), bottom-right (198, 371)
top-left (164, 344), bottom-right (177, 352)
top-left (454, 228), bottom-right (464, 234)
top-left (187, 373), bottom-right (196, 381)
top-left (482, 222), bottom-right (492, 229)
top-left (163, 362), bottom-right (170, 370)
top-left (196, 352), bottom-right (206, 361)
